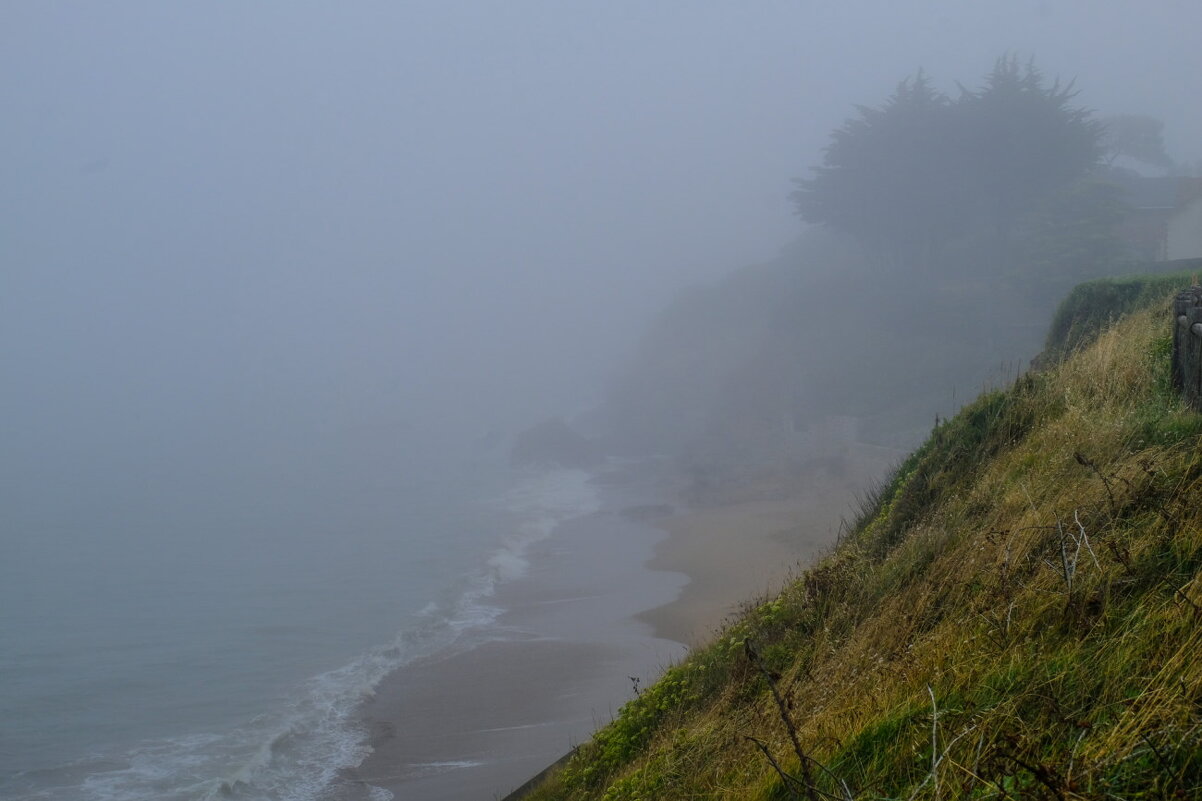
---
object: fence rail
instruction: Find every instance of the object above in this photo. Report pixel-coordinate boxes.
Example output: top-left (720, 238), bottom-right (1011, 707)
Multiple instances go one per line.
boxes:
top-left (1171, 286), bottom-right (1202, 409)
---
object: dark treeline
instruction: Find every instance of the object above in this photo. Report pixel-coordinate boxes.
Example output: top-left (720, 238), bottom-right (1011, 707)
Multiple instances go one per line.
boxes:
top-left (596, 57), bottom-right (1175, 485)
top-left (794, 56), bottom-right (1113, 281)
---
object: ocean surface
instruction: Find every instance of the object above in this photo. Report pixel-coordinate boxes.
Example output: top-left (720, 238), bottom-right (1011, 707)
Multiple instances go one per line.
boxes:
top-left (0, 444), bottom-right (605, 801)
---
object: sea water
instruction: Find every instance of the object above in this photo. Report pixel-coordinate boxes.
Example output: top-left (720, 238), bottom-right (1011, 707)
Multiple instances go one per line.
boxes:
top-left (0, 444), bottom-right (600, 801)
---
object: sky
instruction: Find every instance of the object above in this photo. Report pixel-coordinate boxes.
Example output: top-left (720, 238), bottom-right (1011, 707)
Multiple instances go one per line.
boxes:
top-left (4, 1), bottom-right (1202, 504)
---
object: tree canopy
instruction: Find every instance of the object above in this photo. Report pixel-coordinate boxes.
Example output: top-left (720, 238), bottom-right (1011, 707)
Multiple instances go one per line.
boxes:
top-left (792, 71), bottom-right (970, 267)
top-left (1100, 113), bottom-right (1175, 173)
top-left (792, 56), bottom-right (1105, 274)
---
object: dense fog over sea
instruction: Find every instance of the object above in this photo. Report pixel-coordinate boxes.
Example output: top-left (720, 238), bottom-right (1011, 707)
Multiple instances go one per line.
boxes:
top-left (5, 2), bottom-right (1202, 799)
top-left (6, 3), bottom-right (1202, 499)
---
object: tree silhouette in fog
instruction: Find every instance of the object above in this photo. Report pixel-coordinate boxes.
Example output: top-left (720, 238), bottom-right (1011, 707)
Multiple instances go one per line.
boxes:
top-left (791, 71), bottom-right (970, 268)
top-left (1100, 113), bottom-right (1175, 172)
top-left (962, 56), bottom-right (1102, 243)
top-left (793, 56), bottom-right (1104, 273)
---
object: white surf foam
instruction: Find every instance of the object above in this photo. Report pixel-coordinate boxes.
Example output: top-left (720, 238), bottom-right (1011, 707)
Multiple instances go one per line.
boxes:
top-left (9, 468), bottom-right (601, 801)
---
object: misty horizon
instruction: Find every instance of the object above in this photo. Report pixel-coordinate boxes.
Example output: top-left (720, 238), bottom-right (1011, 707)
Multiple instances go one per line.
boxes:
top-left (7, 3), bottom-right (1202, 456)
top-left (5, 3), bottom-right (1202, 799)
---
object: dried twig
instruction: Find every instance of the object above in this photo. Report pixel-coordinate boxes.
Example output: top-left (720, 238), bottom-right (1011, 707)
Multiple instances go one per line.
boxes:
top-left (1175, 581), bottom-right (1201, 615)
top-left (746, 735), bottom-right (806, 798)
top-left (1138, 731), bottom-right (1173, 779)
top-left (906, 690), bottom-right (978, 801)
top-left (744, 736), bottom-right (850, 801)
top-left (1073, 509), bottom-right (1100, 569)
top-left (1066, 727), bottom-right (1088, 788)
top-left (928, 686), bottom-right (940, 801)
top-left (970, 730), bottom-right (987, 793)
top-left (1021, 483), bottom-right (1039, 515)
top-left (1052, 513), bottom-right (1081, 594)
top-left (1052, 509), bottom-right (1097, 594)
top-left (744, 640), bottom-right (834, 801)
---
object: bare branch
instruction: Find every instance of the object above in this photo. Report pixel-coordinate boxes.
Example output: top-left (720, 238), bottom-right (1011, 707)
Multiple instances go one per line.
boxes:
top-left (745, 735), bottom-right (805, 798)
top-left (928, 685), bottom-right (940, 801)
top-left (906, 691), bottom-right (979, 801)
top-left (745, 639), bottom-right (822, 801)
top-left (1072, 509), bottom-right (1100, 570)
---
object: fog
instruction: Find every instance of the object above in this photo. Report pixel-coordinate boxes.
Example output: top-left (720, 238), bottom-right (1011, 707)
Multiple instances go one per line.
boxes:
top-left (2, 5), bottom-right (1200, 556)
top-left (8, 2), bottom-right (1202, 796)
top-left (5, 2), bottom-right (1202, 477)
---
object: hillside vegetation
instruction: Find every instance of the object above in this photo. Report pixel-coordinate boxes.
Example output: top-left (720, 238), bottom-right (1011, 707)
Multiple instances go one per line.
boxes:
top-left (526, 282), bottom-right (1202, 800)
top-left (1043, 262), bottom-right (1202, 361)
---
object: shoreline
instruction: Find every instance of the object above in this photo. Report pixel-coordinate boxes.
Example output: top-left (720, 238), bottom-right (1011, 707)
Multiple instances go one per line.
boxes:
top-left (345, 449), bottom-right (897, 800)
top-left (635, 495), bottom-right (831, 646)
top-left (637, 447), bottom-right (901, 646)
top-left (343, 487), bottom-right (687, 801)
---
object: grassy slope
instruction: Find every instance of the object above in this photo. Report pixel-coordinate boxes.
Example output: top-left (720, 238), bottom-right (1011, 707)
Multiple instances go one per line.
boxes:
top-left (526, 284), bottom-right (1202, 800)
top-left (1042, 262), bottom-right (1202, 361)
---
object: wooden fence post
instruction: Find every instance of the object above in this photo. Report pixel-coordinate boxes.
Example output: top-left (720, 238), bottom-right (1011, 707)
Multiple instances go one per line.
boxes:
top-left (1172, 287), bottom-right (1202, 410)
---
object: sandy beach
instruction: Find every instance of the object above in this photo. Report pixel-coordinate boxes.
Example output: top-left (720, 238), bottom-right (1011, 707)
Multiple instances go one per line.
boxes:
top-left (345, 448), bottom-right (896, 800)
top-left (344, 498), bottom-right (687, 800)
top-left (348, 638), bottom-right (630, 799)
top-left (638, 447), bottom-right (899, 645)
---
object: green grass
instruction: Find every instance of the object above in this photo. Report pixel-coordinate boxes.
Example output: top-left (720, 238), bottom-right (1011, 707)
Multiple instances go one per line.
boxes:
top-left (1042, 260), bottom-right (1202, 361)
top-left (523, 287), bottom-right (1202, 801)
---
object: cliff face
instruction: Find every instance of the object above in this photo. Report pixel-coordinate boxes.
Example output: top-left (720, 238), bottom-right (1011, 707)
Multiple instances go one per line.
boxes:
top-left (525, 279), bottom-right (1202, 800)
top-left (598, 230), bottom-right (1083, 486)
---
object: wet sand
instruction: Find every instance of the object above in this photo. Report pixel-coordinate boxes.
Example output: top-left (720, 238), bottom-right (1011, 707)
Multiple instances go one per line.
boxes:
top-left (350, 639), bottom-right (629, 800)
top-left (348, 449), bottom-right (896, 799)
top-left (346, 503), bottom-right (687, 801)
top-left (639, 448), bottom-right (900, 645)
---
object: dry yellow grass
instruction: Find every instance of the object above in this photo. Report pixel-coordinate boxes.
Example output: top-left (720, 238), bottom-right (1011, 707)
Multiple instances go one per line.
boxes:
top-left (526, 301), bottom-right (1202, 801)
